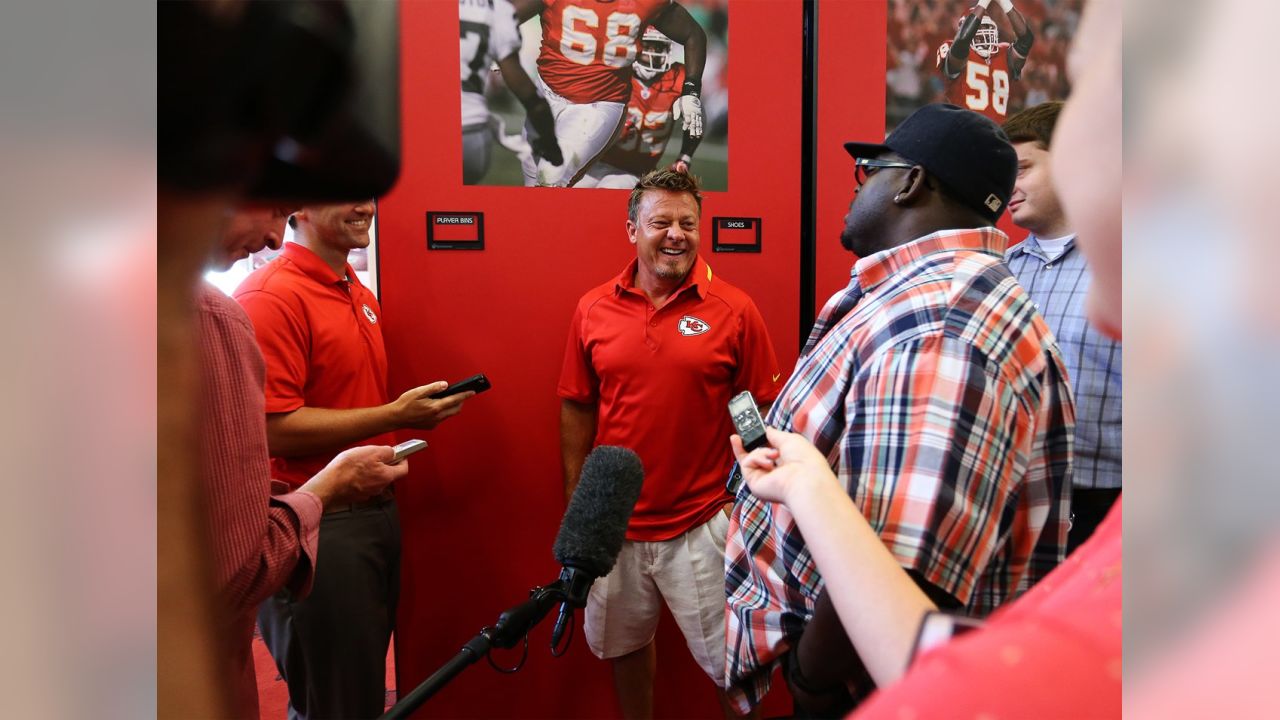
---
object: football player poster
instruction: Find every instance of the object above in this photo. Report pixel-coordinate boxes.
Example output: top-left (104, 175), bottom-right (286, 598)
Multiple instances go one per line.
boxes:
top-left (459, 0), bottom-right (729, 189)
top-left (886, 0), bottom-right (1083, 131)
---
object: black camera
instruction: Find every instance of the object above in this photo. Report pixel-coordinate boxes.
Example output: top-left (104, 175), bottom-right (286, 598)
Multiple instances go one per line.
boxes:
top-left (159, 0), bottom-right (400, 201)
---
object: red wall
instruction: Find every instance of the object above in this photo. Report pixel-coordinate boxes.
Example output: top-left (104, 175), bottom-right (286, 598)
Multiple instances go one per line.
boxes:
top-left (378, 1), bottom-right (803, 716)
top-left (815, 0), bottom-right (886, 306)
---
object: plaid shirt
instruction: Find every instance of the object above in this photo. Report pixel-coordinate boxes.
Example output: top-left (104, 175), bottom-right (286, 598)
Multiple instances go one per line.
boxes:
top-left (1006, 236), bottom-right (1122, 489)
top-left (723, 229), bottom-right (1074, 711)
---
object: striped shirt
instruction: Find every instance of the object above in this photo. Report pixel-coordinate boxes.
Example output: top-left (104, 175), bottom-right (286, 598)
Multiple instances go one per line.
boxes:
top-left (1006, 236), bottom-right (1122, 489)
top-left (723, 228), bottom-right (1074, 712)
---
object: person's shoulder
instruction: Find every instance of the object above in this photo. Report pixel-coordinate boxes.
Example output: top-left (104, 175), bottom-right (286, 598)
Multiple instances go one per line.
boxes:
top-left (233, 260), bottom-right (307, 316)
top-left (199, 284), bottom-right (256, 336)
top-left (704, 276), bottom-right (774, 334)
top-left (946, 253), bottom-right (1060, 363)
top-left (948, 248), bottom-right (1023, 301)
top-left (704, 273), bottom-right (757, 309)
top-left (1005, 237), bottom-right (1032, 259)
top-left (233, 256), bottom-right (294, 296)
top-left (199, 283), bottom-right (245, 318)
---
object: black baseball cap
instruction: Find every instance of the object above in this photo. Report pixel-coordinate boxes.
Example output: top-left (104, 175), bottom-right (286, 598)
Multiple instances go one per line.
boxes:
top-left (844, 103), bottom-right (1017, 222)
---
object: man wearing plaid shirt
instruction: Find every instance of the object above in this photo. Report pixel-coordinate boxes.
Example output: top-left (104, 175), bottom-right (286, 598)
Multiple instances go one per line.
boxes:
top-left (723, 104), bottom-right (1074, 716)
top-left (1004, 102), bottom-right (1122, 552)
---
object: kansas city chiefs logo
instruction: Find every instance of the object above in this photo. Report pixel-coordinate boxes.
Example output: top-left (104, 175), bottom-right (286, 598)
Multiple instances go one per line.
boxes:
top-left (677, 315), bottom-right (709, 336)
top-left (362, 304), bottom-right (378, 324)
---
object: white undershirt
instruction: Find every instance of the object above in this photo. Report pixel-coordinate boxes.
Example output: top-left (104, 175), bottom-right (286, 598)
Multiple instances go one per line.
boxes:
top-left (1033, 233), bottom-right (1074, 261)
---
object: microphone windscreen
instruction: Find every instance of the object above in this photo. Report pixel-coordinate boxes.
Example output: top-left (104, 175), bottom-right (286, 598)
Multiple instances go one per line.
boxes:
top-left (552, 446), bottom-right (644, 577)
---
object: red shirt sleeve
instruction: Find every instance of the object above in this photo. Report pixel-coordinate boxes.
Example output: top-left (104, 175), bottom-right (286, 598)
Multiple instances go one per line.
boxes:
top-left (197, 286), bottom-right (323, 615)
top-left (236, 289), bottom-right (310, 414)
top-left (266, 490), bottom-right (323, 599)
top-left (557, 300), bottom-right (599, 403)
top-left (733, 298), bottom-right (783, 405)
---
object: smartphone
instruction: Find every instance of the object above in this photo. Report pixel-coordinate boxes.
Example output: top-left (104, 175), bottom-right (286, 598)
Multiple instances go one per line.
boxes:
top-left (728, 390), bottom-right (769, 451)
top-left (429, 373), bottom-right (491, 399)
top-left (390, 439), bottom-right (428, 464)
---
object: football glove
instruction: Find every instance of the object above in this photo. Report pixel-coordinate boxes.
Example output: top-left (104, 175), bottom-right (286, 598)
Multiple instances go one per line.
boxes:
top-left (526, 98), bottom-right (564, 167)
top-left (672, 94), bottom-right (703, 138)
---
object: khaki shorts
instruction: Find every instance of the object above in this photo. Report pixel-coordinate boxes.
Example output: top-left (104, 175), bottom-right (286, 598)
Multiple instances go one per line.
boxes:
top-left (583, 510), bottom-right (731, 686)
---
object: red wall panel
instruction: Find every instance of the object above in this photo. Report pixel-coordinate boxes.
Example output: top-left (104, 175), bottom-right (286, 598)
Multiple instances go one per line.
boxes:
top-left (815, 0), bottom-right (887, 308)
top-left (378, 1), bottom-right (801, 716)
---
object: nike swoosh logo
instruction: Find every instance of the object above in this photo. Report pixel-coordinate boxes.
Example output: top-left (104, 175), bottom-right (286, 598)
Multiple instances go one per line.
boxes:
top-left (772, 374), bottom-right (781, 382)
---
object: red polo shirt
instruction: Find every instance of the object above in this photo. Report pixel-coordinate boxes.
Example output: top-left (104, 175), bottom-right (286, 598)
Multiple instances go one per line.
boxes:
top-left (559, 256), bottom-right (782, 541)
top-left (234, 242), bottom-right (393, 488)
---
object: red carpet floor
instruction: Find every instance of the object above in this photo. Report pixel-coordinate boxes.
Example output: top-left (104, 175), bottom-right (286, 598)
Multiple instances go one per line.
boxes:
top-left (252, 626), bottom-right (397, 718)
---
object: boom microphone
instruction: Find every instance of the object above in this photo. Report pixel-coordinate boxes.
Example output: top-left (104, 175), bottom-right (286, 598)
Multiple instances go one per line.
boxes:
top-left (549, 446), bottom-right (644, 648)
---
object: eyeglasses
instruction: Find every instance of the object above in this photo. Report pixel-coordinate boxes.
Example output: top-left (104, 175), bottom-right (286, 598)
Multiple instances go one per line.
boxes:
top-left (854, 158), bottom-right (916, 187)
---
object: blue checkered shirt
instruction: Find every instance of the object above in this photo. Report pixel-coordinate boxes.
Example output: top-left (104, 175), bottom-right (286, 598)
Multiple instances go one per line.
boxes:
top-left (1006, 235), bottom-right (1122, 489)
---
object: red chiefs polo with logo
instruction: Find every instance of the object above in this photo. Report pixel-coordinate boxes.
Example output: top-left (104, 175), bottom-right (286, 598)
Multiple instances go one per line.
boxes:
top-left (234, 242), bottom-right (394, 488)
top-left (558, 255), bottom-right (782, 541)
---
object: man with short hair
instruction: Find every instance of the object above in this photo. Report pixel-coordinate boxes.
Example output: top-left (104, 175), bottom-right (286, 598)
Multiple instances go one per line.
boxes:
top-left (558, 168), bottom-right (780, 718)
top-left (724, 103), bottom-right (1074, 716)
top-left (1004, 101), bottom-right (1122, 551)
top-left (198, 205), bottom-right (409, 718)
top-left (236, 201), bottom-right (474, 719)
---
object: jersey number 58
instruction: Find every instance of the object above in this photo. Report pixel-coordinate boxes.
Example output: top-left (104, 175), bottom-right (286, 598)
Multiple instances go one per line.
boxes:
top-left (965, 62), bottom-right (1010, 116)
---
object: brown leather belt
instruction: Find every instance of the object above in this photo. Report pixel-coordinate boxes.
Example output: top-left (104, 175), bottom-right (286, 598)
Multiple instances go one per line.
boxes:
top-left (323, 488), bottom-right (396, 515)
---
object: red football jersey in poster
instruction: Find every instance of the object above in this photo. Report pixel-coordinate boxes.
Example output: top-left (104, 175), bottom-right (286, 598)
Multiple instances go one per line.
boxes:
top-left (938, 42), bottom-right (1013, 123)
top-left (599, 63), bottom-right (685, 174)
top-left (537, 0), bottom-right (671, 103)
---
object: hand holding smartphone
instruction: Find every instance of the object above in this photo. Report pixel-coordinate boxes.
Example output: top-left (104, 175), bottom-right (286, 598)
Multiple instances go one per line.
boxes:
top-left (389, 439), bottom-right (428, 464)
top-left (428, 373), bottom-right (491, 399)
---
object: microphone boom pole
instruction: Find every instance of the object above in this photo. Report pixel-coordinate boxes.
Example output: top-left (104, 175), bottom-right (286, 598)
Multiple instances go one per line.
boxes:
top-left (379, 446), bottom-right (643, 719)
top-left (381, 583), bottom-right (568, 720)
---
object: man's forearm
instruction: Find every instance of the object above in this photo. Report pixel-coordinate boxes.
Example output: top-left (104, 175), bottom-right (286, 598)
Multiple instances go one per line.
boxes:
top-left (560, 401), bottom-right (597, 500)
top-left (497, 55), bottom-right (539, 107)
top-left (1008, 8), bottom-right (1034, 69)
top-left (947, 6), bottom-right (987, 75)
top-left (266, 405), bottom-right (398, 458)
top-left (678, 132), bottom-right (702, 163)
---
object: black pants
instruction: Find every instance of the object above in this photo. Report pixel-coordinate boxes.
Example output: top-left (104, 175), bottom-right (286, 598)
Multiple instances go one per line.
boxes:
top-left (258, 499), bottom-right (401, 720)
top-left (1068, 488), bottom-right (1120, 555)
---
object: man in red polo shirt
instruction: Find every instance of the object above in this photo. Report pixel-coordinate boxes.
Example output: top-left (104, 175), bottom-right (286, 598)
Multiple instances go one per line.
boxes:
top-left (235, 200), bottom-right (474, 719)
top-left (558, 168), bottom-right (781, 718)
